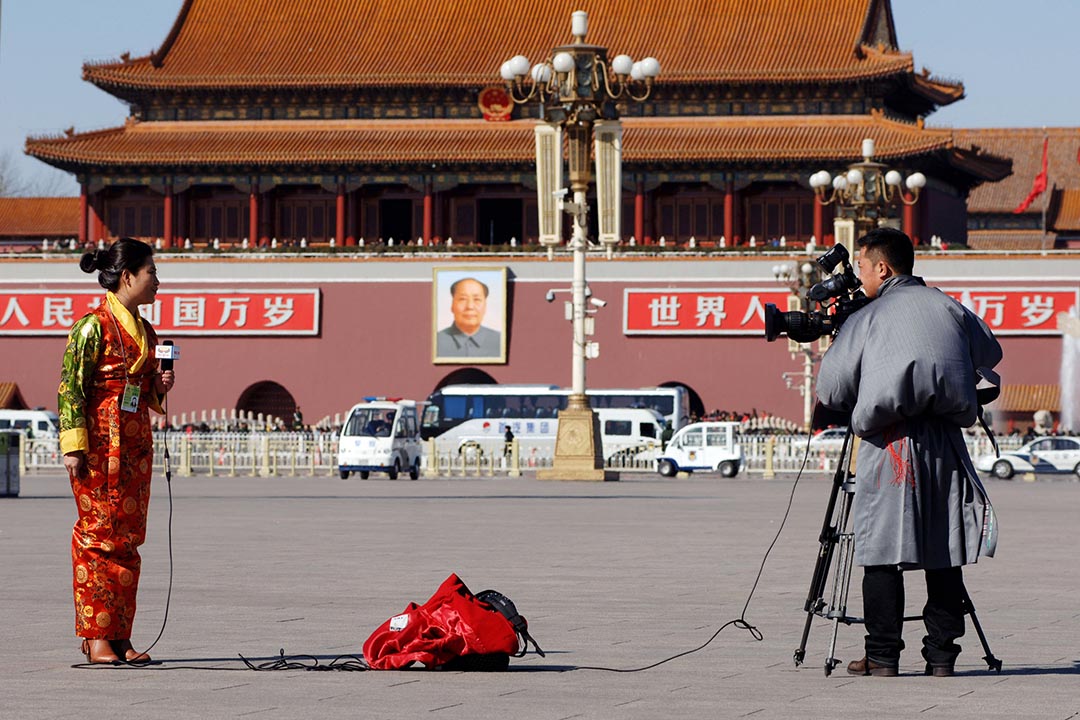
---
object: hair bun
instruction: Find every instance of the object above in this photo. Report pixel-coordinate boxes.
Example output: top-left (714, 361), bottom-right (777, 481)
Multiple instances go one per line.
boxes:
top-left (78, 250), bottom-right (98, 274)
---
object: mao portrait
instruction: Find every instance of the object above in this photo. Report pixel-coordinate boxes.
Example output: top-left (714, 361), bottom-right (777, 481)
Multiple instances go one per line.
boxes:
top-left (432, 267), bottom-right (507, 364)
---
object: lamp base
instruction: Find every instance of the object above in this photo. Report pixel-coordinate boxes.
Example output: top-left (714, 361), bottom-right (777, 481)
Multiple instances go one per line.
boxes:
top-left (536, 401), bottom-right (617, 481)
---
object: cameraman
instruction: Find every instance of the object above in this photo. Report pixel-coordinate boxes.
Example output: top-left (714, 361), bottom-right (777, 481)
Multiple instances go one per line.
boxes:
top-left (816, 227), bottom-right (1002, 678)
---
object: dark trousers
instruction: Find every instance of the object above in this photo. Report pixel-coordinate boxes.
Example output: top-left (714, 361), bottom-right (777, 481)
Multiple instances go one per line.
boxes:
top-left (862, 565), bottom-right (967, 667)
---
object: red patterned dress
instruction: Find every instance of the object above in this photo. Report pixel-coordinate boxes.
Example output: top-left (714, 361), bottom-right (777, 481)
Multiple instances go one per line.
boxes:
top-left (58, 294), bottom-right (163, 640)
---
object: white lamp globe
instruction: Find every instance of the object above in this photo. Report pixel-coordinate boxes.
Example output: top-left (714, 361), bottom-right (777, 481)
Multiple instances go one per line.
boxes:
top-left (612, 54), bottom-right (634, 76)
top-left (639, 57), bottom-right (661, 78)
top-left (509, 55), bottom-right (531, 77)
top-left (846, 168), bottom-right (864, 186)
top-left (885, 170), bottom-right (903, 187)
top-left (906, 172), bottom-right (927, 190)
top-left (833, 176), bottom-right (848, 190)
top-left (553, 52), bottom-right (575, 73)
top-left (630, 62), bottom-right (645, 81)
top-left (531, 63), bottom-right (552, 83)
top-left (500, 61), bottom-right (516, 81)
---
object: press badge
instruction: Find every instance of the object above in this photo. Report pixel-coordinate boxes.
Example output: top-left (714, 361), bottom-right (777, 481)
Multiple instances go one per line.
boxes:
top-left (120, 383), bottom-right (140, 413)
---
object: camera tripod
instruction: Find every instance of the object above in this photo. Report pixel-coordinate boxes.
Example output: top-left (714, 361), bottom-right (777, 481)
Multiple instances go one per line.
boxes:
top-left (792, 430), bottom-right (1003, 676)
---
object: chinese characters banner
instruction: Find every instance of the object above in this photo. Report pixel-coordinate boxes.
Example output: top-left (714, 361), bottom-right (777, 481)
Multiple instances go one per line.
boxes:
top-left (0, 290), bottom-right (321, 336)
top-left (624, 289), bottom-right (791, 335)
top-left (940, 287), bottom-right (1078, 335)
top-left (624, 287), bottom-right (1079, 336)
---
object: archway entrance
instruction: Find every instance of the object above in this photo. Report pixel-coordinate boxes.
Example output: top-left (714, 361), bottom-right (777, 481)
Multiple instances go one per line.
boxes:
top-left (236, 381), bottom-right (298, 427)
top-left (432, 368), bottom-right (497, 394)
top-left (660, 380), bottom-right (704, 420)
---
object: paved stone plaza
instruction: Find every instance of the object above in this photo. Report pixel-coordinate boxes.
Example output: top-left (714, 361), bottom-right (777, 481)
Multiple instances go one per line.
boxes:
top-left (1, 470), bottom-right (1077, 719)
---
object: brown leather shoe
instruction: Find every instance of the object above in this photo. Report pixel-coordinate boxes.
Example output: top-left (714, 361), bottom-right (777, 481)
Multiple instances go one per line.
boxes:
top-left (924, 663), bottom-right (954, 677)
top-left (847, 657), bottom-right (899, 677)
top-left (111, 639), bottom-right (152, 664)
top-left (80, 638), bottom-right (121, 664)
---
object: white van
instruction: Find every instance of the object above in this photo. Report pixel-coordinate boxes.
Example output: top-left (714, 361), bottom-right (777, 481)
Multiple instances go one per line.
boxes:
top-left (0, 409), bottom-right (60, 439)
top-left (338, 400), bottom-right (422, 479)
top-left (656, 421), bottom-right (744, 477)
top-left (596, 408), bottom-right (663, 460)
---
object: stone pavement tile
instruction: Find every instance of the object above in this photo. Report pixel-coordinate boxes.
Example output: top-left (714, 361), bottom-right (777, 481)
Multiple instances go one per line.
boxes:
top-left (1, 472), bottom-right (1077, 720)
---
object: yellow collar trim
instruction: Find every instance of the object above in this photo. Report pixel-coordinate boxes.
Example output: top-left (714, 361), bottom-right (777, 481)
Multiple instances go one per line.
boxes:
top-left (105, 291), bottom-right (148, 371)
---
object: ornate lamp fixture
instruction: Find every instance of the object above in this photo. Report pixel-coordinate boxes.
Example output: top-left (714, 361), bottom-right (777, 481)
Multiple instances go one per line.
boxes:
top-left (809, 138), bottom-right (926, 241)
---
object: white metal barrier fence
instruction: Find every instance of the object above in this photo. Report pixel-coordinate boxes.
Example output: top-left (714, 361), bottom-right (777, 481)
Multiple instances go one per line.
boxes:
top-left (17, 431), bottom-right (1020, 478)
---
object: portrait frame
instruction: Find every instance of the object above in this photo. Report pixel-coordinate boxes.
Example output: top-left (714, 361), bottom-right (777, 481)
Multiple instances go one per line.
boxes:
top-left (432, 266), bottom-right (508, 364)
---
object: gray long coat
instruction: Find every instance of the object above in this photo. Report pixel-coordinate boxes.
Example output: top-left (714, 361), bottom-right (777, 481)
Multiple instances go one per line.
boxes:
top-left (816, 275), bottom-right (1002, 569)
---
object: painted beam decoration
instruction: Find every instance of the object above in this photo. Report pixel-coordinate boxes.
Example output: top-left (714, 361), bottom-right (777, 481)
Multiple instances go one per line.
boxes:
top-left (0, 289), bottom-right (321, 335)
top-left (623, 287), bottom-right (1079, 336)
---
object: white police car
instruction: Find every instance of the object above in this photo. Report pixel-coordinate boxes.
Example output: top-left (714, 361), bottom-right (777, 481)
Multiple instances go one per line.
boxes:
top-left (975, 436), bottom-right (1080, 479)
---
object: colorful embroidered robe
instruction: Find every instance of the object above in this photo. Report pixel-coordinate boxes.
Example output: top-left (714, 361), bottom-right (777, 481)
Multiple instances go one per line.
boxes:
top-left (58, 294), bottom-right (163, 639)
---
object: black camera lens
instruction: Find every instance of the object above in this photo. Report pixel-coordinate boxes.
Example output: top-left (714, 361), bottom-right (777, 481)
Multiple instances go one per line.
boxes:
top-left (764, 303), bottom-right (826, 343)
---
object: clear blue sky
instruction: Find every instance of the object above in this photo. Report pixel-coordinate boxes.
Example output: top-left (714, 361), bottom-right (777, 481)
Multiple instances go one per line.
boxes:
top-left (1, 0), bottom-right (1077, 196)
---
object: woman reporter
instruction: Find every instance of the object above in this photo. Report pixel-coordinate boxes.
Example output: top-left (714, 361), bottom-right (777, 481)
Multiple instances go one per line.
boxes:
top-left (58, 238), bottom-right (175, 664)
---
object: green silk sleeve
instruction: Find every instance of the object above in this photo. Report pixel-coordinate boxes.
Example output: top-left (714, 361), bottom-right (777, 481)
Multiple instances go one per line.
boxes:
top-left (58, 315), bottom-right (102, 454)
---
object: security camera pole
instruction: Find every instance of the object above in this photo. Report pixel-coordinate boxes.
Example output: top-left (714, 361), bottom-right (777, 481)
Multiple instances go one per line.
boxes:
top-left (502, 10), bottom-right (659, 480)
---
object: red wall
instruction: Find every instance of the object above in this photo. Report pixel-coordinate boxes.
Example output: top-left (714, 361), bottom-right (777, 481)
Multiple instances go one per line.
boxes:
top-left (3, 257), bottom-right (1073, 429)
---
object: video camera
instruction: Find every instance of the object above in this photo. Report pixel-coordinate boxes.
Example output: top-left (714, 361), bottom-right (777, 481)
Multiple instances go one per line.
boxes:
top-left (764, 245), bottom-right (872, 343)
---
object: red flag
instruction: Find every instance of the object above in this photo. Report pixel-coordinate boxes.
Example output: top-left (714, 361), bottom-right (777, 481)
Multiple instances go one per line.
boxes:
top-left (1013, 137), bottom-right (1049, 213)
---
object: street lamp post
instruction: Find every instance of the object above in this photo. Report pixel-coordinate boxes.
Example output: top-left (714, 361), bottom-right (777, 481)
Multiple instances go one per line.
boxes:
top-left (772, 261), bottom-right (818, 432)
top-left (502, 11), bottom-right (659, 481)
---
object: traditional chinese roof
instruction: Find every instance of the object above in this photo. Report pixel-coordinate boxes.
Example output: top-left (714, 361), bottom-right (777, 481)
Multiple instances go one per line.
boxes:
top-left (997, 384), bottom-right (1060, 413)
top-left (82, 0), bottom-right (953, 101)
top-left (0, 197), bottom-right (80, 238)
top-left (0, 382), bottom-right (29, 410)
top-left (26, 114), bottom-right (1009, 182)
top-left (957, 128), bottom-right (1080, 215)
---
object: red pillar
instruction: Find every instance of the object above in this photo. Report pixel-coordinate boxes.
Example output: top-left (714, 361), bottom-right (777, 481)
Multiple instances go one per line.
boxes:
top-left (423, 180), bottom-right (433, 243)
top-left (813, 197), bottom-right (824, 245)
top-left (249, 190), bottom-right (259, 246)
top-left (643, 185), bottom-right (654, 245)
top-left (163, 184), bottom-right (174, 249)
top-left (78, 185), bottom-right (88, 245)
top-left (903, 195), bottom-right (919, 245)
top-left (634, 180), bottom-right (645, 244)
top-left (724, 181), bottom-right (735, 246)
top-left (336, 183), bottom-right (346, 245)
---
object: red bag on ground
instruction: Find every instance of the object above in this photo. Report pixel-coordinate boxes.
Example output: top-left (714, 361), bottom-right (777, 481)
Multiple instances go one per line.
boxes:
top-left (363, 574), bottom-right (536, 670)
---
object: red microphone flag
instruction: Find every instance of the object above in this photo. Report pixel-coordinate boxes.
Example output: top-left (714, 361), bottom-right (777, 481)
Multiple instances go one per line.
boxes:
top-left (1013, 137), bottom-right (1049, 213)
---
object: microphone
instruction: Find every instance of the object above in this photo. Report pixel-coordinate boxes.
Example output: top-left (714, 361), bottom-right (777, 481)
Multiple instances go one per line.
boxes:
top-left (156, 340), bottom-right (179, 371)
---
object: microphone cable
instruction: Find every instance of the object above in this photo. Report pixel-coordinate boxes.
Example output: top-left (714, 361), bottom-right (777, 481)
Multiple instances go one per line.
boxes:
top-left (133, 385), bottom-right (175, 662)
top-left (576, 413), bottom-right (820, 673)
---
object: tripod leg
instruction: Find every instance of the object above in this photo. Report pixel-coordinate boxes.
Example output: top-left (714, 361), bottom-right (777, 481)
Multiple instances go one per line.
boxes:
top-left (794, 469), bottom-right (844, 667)
top-left (824, 529), bottom-right (856, 676)
top-left (963, 591), bottom-right (1002, 672)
